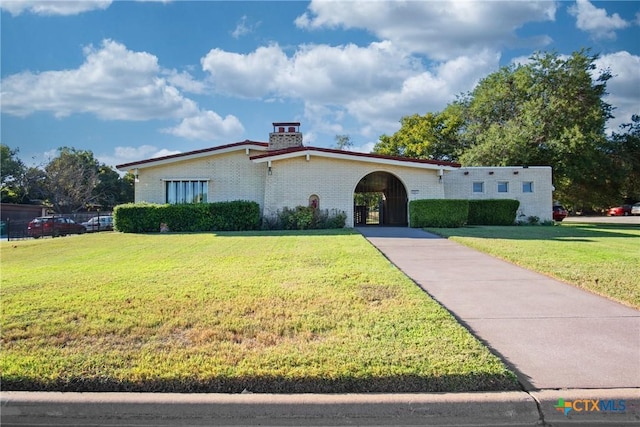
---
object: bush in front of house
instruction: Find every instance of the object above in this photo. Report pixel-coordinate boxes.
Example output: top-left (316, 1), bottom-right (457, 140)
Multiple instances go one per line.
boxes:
top-left (113, 203), bottom-right (164, 233)
top-left (262, 207), bottom-right (347, 230)
top-left (409, 200), bottom-right (469, 228)
top-left (467, 199), bottom-right (520, 226)
top-left (113, 201), bottom-right (261, 233)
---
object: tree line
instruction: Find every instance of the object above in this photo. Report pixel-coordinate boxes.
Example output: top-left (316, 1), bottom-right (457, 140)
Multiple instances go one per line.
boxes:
top-left (373, 50), bottom-right (639, 212)
top-left (1, 146), bottom-right (133, 213)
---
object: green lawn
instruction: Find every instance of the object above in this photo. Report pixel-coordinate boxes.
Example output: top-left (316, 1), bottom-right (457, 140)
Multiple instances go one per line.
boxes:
top-left (426, 223), bottom-right (640, 309)
top-left (0, 230), bottom-right (517, 393)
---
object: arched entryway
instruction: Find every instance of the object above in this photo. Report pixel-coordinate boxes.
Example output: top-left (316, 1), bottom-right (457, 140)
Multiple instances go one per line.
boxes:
top-left (354, 171), bottom-right (408, 226)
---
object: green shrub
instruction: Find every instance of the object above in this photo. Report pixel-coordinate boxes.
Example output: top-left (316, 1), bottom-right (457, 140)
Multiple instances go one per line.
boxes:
top-left (113, 203), bottom-right (163, 233)
top-left (468, 200), bottom-right (520, 225)
top-left (113, 201), bottom-right (260, 233)
top-left (409, 200), bottom-right (469, 228)
top-left (262, 207), bottom-right (346, 230)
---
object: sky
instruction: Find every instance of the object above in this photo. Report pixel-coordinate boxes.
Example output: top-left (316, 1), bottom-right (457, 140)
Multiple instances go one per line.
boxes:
top-left (1, 0), bottom-right (639, 170)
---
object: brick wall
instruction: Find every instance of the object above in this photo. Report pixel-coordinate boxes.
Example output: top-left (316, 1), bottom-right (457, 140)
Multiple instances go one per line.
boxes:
top-left (444, 167), bottom-right (553, 222)
top-left (262, 155), bottom-right (443, 226)
top-left (133, 148), bottom-right (553, 226)
top-left (134, 149), bottom-right (266, 206)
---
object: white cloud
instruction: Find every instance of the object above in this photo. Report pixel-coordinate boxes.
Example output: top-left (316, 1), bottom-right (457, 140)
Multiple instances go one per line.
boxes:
top-left (99, 145), bottom-right (182, 168)
top-left (595, 51), bottom-right (640, 132)
top-left (568, 0), bottom-right (630, 40)
top-left (231, 15), bottom-right (260, 39)
top-left (296, 1), bottom-right (556, 61)
top-left (201, 44), bottom-right (289, 98)
top-left (163, 69), bottom-right (207, 94)
top-left (0, 0), bottom-right (112, 16)
top-left (1, 39), bottom-right (199, 120)
top-left (162, 110), bottom-right (245, 141)
top-left (201, 40), bottom-right (500, 140)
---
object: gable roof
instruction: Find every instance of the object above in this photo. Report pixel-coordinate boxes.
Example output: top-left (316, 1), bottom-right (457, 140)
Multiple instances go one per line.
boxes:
top-left (116, 140), bottom-right (461, 172)
top-left (116, 140), bottom-right (268, 171)
top-left (250, 146), bottom-right (461, 170)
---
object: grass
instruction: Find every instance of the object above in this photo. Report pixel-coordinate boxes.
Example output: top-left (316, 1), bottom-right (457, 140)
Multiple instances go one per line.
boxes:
top-left (0, 230), bottom-right (517, 393)
top-left (425, 223), bottom-right (640, 309)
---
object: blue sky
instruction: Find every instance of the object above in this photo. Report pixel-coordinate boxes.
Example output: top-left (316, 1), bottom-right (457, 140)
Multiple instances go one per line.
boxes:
top-left (2, 1), bottom-right (639, 169)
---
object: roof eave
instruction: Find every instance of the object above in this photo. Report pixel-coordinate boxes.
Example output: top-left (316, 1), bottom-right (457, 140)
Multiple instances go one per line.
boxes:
top-left (116, 141), bottom-right (268, 171)
top-left (251, 148), bottom-right (460, 170)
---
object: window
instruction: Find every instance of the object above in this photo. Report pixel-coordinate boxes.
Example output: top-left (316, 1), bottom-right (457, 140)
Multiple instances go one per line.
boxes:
top-left (473, 182), bottom-right (484, 193)
top-left (497, 181), bottom-right (509, 193)
top-left (165, 180), bottom-right (208, 204)
top-left (522, 182), bottom-right (534, 193)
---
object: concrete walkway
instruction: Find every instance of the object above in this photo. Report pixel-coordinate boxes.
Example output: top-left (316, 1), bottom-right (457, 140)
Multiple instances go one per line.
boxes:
top-left (357, 227), bottom-right (640, 391)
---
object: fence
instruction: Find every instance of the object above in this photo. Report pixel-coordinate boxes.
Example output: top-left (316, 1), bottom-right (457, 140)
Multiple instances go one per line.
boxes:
top-left (2, 212), bottom-right (112, 241)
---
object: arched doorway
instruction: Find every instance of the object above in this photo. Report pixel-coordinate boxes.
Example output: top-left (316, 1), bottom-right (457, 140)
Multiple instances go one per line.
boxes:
top-left (354, 172), bottom-right (408, 226)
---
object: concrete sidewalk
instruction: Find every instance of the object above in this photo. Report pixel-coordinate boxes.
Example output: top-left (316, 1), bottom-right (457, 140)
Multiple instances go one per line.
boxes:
top-left (357, 227), bottom-right (640, 391)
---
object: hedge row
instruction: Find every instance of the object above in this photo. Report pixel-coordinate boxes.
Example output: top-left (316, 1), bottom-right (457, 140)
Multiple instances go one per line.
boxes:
top-left (113, 201), bottom-right (261, 233)
top-left (468, 199), bottom-right (521, 226)
top-left (409, 200), bottom-right (469, 228)
top-left (409, 199), bottom-right (520, 228)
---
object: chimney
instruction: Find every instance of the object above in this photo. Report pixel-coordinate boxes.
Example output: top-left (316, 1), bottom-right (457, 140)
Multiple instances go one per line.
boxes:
top-left (269, 122), bottom-right (302, 150)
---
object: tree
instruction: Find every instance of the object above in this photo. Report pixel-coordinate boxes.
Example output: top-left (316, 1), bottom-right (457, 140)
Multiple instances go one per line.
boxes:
top-left (92, 166), bottom-right (134, 210)
top-left (43, 147), bottom-right (101, 213)
top-left (334, 134), bottom-right (353, 150)
top-left (374, 105), bottom-right (465, 162)
top-left (1, 144), bottom-right (26, 203)
top-left (374, 49), bottom-right (616, 209)
top-left (606, 115), bottom-right (640, 203)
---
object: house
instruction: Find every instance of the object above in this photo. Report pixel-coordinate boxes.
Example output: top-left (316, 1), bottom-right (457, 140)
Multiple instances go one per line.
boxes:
top-left (116, 122), bottom-right (553, 226)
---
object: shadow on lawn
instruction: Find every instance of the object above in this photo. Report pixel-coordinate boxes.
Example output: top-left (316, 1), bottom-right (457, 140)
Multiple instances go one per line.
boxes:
top-left (428, 223), bottom-right (639, 241)
top-left (1, 372), bottom-right (519, 393)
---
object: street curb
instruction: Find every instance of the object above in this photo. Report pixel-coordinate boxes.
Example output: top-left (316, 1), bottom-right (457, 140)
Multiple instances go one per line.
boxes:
top-left (531, 388), bottom-right (640, 426)
top-left (2, 390), bottom-right (540, 426)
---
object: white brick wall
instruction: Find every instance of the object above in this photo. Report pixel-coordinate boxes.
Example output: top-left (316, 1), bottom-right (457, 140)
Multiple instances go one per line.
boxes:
top-left (134, 149), bottom-right (266, 206)
top-left (444, 167), bottom-right (553, 222)
top-left (262, 155), bottom-right (443, 226)
top-left (133, 147), bottom-right (554, 226)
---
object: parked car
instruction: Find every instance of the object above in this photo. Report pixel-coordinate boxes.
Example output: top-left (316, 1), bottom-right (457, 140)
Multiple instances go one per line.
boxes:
top-left (82, 215), bottom-right (113, 232)
top-left (631, 203), bottom-right (640, 216)
top-left (606, 205), bottom-right (632, 216)
top-left (27, 216), bottom-right (86, 238)
top-left (553, 205), bottom-right (568, 221)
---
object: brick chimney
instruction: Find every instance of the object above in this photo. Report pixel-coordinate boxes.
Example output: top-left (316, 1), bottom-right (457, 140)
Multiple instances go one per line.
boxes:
top-left (269, 122), bottom-right (302, 150)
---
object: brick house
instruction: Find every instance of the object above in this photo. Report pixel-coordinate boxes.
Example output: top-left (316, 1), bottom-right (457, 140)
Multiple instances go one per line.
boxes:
top-left (116, 122), bottom-right (553, 226)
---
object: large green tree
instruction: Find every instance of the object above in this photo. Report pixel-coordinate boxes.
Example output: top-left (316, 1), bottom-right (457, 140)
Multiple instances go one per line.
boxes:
top-left (1, 144), bottom-right (26, 203)
top-left (606, 115), bottom-right (640, 203)
top-left (374, 50), bottom-right (617, 209)
top-left (374, 105), bottom-right (465, 162)
top-left (41, 147), bottom-right (133, 213)
top-left (44, 147), bottom-right (101, 213)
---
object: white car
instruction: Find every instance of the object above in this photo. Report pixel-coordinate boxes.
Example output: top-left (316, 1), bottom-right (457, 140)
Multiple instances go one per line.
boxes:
top-left (82, 215), bottom-right (113, 232)
top-left (631, 203), bottom-right (640, 216)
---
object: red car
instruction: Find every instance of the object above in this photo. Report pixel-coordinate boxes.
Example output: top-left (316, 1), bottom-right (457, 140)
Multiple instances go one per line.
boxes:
top-left (27, 216), bottom-right (86, 238)
top-left (606, 205), bottom-right (632, 216)
top-left (553, 205), bottom-right (568, 221)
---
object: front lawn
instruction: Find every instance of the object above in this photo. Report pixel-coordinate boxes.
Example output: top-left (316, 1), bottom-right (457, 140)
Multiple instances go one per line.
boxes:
top-left (0, 231), bottom-right (517, 393)
top-left (426, 223), bottom-right (640, 309)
